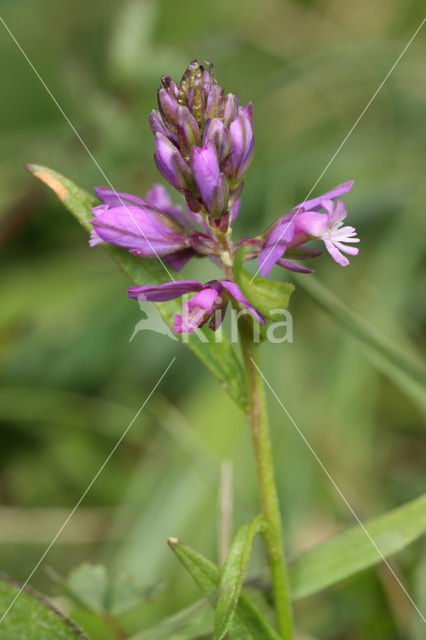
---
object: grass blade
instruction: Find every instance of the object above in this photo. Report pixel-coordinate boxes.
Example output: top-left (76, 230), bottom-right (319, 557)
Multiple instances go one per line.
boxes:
top-left (297, 276), bottom-right (426, 410)
top-left (290, 494), bottom-right (426, 600)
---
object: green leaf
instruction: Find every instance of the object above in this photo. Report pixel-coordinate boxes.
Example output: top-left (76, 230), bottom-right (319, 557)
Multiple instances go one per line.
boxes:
top-left (289, 494), bottom-right (426, 600)
top-left (297, 275), bottom-right (426, 411)
top-left (27, 164), bottom-right (247, 408)
top-left (60, 563), bottom-right (151, 617)
top-left (0, 574), bottom-right (88, 639)
top-left (215, 515), bottom-right (268, 640)
top-left (234, 247), bottom-right (294, 320)
top-left (168, 538), bottom-right (281, 640)
top-left (129, 598), bottom-right (211, 640)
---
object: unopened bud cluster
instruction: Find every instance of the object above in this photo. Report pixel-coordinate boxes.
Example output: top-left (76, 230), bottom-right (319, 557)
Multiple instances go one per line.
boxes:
top-left (150, 61), bottom-right (254, 221)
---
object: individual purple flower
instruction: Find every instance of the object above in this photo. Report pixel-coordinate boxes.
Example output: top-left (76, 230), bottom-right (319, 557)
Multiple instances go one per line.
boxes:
top-left (128, 279), bottom-right (265, 333)
top-left (90, 185), bottom-right (216, 271)
top-left (254, 181), bottom-right (357, 276)
top-left (294, 198), bottom-right (359, 267)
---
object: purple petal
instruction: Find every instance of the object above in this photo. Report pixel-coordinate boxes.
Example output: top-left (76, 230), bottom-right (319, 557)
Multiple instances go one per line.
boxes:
top-left (95, 188), bottom-right (146, 209)
top-left (128, 281), bottom-right (204, 302)
top-left (221, 280), bottom-right (265, 325)
top-left (145, 184), bottom-right (173, 210)
top-left (89, 228), bottom-right (103, 247)
top-left (297, 180), bottom-right (354, 212)
top-left (330, 199), bottom-right (347, 224)
top-left (324, 240), bottom-right (349, 266)
top-left (163, 248), bottom-right (198, 271)
top-left (173, 288), bottom-right (221, 333)
top-left (91, 206), bottom-right (186, 256)
top-left (190, 144), bottom-right (228, 216)
top-left (146, 184), bottom-right (189, 227)
top-left (191, 144), bottom-right (219, 198)
top-left (154, 133), bottom-right (190, 190)
top-left (277, 259), bottom-right (314, 273)
top-left (293, 212), bottom-right (329, 237)
top-left (258, 244), bottom-right (285, 278)
top-left (231, 198), bottom-right (241, 223)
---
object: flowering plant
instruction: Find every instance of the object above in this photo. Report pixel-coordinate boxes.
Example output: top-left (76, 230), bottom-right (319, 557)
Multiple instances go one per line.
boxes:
top-left (22, 60), bottom-right (424, 640)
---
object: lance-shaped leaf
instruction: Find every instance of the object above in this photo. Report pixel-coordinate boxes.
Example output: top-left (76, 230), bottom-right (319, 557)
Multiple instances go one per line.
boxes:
top-left (289, 494), bottom-right (426, 600)
top-left (168, 538), bottom-right (281, 640)
top-left (234, 246), bottom-right (294, 320)
top-left (0, 574), bottom-right (88, 639)
top-left (215, 514), bottom-right (269, 640)
top-left (27, 164), bottom-right (247, 408)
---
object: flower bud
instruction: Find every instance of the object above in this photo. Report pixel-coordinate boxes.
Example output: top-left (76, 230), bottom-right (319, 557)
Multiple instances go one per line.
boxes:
top-left (148, 110), bottom-right (168, 137)
top-left (190, 144), bottom-right (229, 217)
top-left (157, 87), bottom-right (179, 127)
top-left (188, 75), bottom-right (206, 127)
top-left (223, 93), bottom-right (239, 126)
top-left (205, 84), bottom-right (223, 120)
top-left (203, 118), bottom-right (230, 162)
top-left (226, 109), bottom-right (254, 181)
top-left (176, 105), bottom-right (201, 157)
top-left (154, 132), bottom-right (191, 190)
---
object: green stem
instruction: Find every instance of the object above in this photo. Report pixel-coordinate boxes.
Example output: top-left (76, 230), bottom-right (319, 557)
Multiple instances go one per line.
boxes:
top-left (239, 318), bottom-right (294, 639)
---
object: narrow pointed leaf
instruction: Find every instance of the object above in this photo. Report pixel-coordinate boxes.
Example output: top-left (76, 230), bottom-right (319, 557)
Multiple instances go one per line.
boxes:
top-left (28, 164), bottom-right (247, 408)
top-left (0, 574), bottom-right (88, 639)
top-left (215, 515), bottom-right (269, 640)
top-left (289, 494), bottom-right (426, 600)
top-left (168, 538), bottom-right (281, 639)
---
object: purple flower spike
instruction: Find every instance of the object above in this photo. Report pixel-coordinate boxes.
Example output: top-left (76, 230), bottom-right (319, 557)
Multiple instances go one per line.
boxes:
top-left (149, 61), bottom-right (255, 220)
top-left (154, 133), bottom-right (191, 190)
top-left (190, 144), bottom-right (229, 217)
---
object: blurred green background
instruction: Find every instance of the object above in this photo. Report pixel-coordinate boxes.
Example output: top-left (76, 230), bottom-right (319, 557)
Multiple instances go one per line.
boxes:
top-left (0, 0), bottom-right (425, 638)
